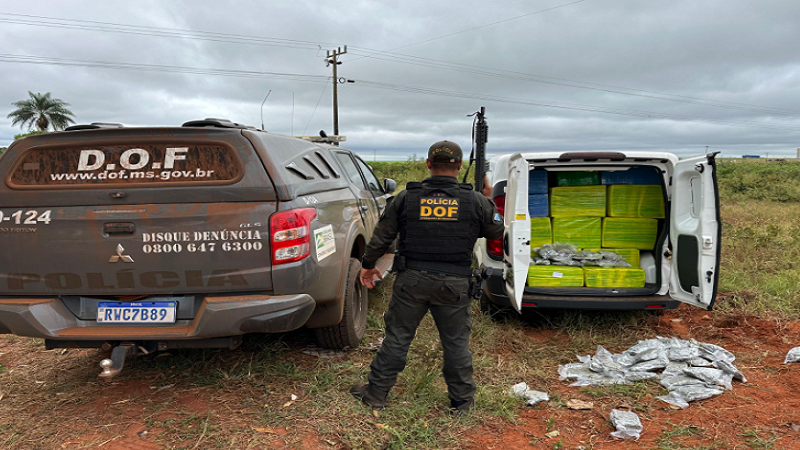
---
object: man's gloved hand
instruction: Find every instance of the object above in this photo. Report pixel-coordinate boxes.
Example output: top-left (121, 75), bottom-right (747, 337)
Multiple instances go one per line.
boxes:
top-left (360, 268), bottom-right (383, 289)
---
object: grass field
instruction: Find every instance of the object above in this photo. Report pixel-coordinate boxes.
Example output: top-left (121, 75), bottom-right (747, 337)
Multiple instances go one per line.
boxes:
top-left (1, 159), bottom-right (799, 449)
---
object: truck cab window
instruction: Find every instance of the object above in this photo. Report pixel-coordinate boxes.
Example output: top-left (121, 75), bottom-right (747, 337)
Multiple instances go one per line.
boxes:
top-left (355, 158), bottom-right (383, 193)
top-left (335, 153), bottom-right (367, 190)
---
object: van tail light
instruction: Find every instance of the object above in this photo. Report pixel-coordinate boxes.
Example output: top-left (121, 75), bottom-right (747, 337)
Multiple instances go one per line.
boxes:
top-left (487, 194), bottom-right (506, 257)
top-left (270, 208), bottom-right (317, 264)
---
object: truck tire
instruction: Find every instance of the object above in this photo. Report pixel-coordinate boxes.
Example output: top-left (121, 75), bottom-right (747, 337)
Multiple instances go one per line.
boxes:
top-left (314, 258), bottom-right (368, 349)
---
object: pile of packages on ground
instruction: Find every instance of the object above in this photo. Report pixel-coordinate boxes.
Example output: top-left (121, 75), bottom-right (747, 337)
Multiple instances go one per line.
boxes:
top-left (558, 337), bottom-right (746, 409)
top-left (527, 167), bottom-right (664, 288)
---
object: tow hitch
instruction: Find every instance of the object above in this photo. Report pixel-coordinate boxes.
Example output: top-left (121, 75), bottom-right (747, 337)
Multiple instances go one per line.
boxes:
top-left (94, 337), bottom-right (242, 379)
top-left (98, 343), bottom-right (137, 379)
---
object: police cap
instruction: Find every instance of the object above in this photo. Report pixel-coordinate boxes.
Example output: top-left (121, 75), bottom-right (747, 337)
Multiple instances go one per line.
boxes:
top-left (428, 140), bottom-right (463, 163)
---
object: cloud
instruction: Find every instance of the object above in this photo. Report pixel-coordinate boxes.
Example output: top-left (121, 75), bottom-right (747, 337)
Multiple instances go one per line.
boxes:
top-left (2, 0), bottom-right (800, 158)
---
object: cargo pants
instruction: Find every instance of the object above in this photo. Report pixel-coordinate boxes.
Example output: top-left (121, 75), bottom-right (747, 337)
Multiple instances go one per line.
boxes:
top-left (367, 268), bottom-right (474, 403)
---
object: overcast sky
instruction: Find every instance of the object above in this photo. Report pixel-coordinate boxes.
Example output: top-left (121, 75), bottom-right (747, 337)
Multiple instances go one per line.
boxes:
top-left (2, 0), bottom-right (800, 159)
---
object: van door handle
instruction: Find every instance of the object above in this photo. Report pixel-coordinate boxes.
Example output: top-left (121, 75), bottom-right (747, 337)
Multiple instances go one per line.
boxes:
top-left (104, 222), bottom-right (136, 235)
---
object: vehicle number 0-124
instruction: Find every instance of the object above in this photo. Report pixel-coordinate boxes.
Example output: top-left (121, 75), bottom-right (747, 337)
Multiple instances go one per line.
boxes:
top-left (0, 210), bottom-right (52, 225)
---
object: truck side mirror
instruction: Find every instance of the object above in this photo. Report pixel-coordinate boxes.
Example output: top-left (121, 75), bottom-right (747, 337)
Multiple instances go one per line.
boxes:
top-left (383, 178), bottom-right (397, 194)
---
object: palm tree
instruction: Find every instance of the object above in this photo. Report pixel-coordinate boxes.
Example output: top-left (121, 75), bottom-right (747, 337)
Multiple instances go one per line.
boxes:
top-left (7, 91), bottom-right (76, 132)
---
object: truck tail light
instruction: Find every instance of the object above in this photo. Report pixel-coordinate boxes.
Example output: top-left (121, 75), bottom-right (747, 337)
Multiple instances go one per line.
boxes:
top-left (270, 208), bottom-right (317, 264)
top-left (487, 194), bottom-right (506, 257)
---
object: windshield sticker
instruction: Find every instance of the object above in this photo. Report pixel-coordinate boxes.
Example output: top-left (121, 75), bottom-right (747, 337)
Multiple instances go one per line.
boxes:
top-left (10, 145), bottom-right (240, 187)
top-left (314, 225), bottom-right (336, 261)
top-left (419, 197), bottom-right (459, 221)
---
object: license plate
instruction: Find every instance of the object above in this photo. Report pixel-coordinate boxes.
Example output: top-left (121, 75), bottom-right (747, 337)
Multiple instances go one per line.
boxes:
top-left (97, 301), bottom-right (177, 324)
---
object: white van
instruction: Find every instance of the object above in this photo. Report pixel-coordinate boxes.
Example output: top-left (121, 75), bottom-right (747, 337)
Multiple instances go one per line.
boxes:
top-left (474, 151), bottom-right (720, 314)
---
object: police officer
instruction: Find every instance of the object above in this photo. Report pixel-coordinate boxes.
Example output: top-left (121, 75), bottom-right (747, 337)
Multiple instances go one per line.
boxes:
top-left (351, 140), bottom-right (504, 414)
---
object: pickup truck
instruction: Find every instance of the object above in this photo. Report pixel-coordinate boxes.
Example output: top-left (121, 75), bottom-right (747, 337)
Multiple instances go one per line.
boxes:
top-left (474, 151), bottom-right (721, 314)
top-left (0, 118), bottom-right (396, 376)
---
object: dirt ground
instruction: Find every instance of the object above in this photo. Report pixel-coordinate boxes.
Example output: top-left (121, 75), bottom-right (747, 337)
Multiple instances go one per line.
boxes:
top-left (465, 305), bottom-right (800, 450)
top-left (2, 305), bottom-right (800, 449)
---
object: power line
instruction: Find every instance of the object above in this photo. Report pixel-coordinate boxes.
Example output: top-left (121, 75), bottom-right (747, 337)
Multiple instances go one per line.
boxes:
top-left (345, 48), bottom-right (800, 118)
top-left (3, 52), bottom-right (799, 133)
top-left (0, 12), bottom-right (342, 51)
top-left (304, 70), bottom-right (332, 135)
top-left (5, 11), bottom-right (799, 118)
top-left (353, 79), bottom-right (800, 132)
top-left (383, 0), bottom-right (589, 52)
top-left (0, 54), bottom-right (329, 82)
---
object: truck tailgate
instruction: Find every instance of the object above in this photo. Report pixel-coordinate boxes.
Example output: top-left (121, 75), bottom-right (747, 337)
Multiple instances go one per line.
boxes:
top-left (0, 128), bottom-right (277, 296)
top-left (0, 202), bottom-right (274, 295)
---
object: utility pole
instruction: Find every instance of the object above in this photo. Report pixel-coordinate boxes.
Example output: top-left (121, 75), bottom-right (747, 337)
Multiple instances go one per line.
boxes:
top-left (326, 46), bottom-right (347, 136)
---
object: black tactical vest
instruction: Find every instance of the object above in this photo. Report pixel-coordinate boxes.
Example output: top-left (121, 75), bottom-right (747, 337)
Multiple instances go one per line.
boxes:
top-left (398, 180), bottom-right (482, 274)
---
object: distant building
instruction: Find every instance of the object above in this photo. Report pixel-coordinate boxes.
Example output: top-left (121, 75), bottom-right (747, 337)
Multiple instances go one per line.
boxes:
top-left (742, 155), bottom-right (760, 159)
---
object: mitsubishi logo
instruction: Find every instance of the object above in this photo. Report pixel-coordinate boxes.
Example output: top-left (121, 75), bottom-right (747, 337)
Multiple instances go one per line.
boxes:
top-left (109, 244), bottom-right (134, 263)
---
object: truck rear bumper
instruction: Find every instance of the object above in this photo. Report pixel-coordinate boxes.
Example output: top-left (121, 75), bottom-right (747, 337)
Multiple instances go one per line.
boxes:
top-left (483, 272), bottom-right (680, 310)
top-left (0, 293), bottom-right (315, 340)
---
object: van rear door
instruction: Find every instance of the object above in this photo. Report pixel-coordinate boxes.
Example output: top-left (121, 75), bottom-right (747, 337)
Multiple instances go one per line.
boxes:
top-left (0, 128), bottom-right (277, 296)
top-left (503, 154), bottom-right (531, 312)
top-left (668, 153), bottom-right (721, 309)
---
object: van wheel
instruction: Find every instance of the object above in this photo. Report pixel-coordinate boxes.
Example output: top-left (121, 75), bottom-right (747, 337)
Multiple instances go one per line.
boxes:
top-left (479, 292), bottom-right (509, 321)
top-left (314, 258), bottom-right (368, 349)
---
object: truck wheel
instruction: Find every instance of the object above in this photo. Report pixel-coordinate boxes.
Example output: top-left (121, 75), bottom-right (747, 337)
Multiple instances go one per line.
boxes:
top-left (479, 292), bottom-right (509, 321)
top-left (314, 258), bottom-right (368, 349)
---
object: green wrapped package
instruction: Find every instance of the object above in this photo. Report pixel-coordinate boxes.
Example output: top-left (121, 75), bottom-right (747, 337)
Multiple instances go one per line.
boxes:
top-left (550, 186), bottom-right (607, 217)
top-left (528, 265), bottom-right (584, 287)
top-left (584, 267), bottom-right (646, 288)
top-left (530, 217), bottom-right (552, 251)
top-left (607, 185), bottom-right (665, 218)
top-left (585, 248), bottom-right (641, 267)
top-left (555, 171), bottom-right (600, 186)
top-left (602, 218), bottom-right (658, 249)
top-left (553, 217), bottom-right (602, 249)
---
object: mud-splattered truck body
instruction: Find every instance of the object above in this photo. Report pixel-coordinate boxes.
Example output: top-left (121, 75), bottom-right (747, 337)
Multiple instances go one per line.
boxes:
top-left (0, 119), bottom-right (395, 374)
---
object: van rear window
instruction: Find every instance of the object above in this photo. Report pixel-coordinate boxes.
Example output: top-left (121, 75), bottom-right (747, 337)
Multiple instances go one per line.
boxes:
top-left (8, 144), bottom-right (242, 187)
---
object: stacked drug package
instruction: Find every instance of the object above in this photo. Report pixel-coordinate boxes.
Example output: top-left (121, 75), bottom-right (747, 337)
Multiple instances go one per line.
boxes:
top-left (529, 170), bottom-right (552, 249)
top-left (596, 166), bottom-right (664, 288)
top-left (550, 175), bottom-right (605, 249)
top-left (526, 167), bottom-right (665, 289)
top-left (529, 171), bottom-right (606, 287)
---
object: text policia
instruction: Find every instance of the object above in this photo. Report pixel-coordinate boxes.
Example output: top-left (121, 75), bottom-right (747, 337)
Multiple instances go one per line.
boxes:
top-left (419, 197), bottom-right (460, 221)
